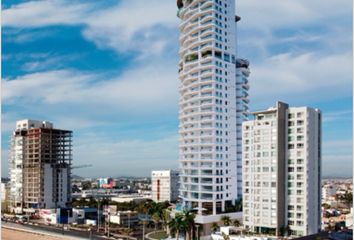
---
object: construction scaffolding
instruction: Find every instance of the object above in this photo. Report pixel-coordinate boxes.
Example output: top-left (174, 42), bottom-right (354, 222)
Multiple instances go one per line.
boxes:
top-left (21, 128), bottom-right (72, 209)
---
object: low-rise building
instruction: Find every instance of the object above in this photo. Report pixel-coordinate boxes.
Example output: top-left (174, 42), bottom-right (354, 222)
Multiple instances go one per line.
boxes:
top-left (109, 210), bottom-right (139, 227)
top-left (111, 194), bottom-right (150, 203)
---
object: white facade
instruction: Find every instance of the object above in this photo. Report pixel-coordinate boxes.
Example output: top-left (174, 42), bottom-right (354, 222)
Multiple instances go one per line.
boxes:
top-left (242, 102), bottom-right (321, 237)
top-left (177, 0), bottom-right (248, 216)
top-left (9, 135), bottom-right (24, 211)
top-left (109, 211), bottom-right (139, 226)
top-left (151, 170), bottom-right (179, 202)
top-left (1, 183), bottom-right (7, 202)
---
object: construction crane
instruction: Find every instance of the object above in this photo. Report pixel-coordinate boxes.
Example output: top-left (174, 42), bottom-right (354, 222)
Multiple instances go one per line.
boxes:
top-left (71, 164), bottom-right (93, 170)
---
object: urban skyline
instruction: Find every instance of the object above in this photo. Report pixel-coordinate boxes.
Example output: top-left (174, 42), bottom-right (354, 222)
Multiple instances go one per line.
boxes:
top-left (2, 0), bottom-right (353, 178)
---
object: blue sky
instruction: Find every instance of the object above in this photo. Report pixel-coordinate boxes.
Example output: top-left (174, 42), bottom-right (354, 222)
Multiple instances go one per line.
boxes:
top-left (1, 0), bottom-right (353, 178)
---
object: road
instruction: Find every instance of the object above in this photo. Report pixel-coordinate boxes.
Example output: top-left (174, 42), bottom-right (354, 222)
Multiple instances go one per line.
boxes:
top-left (2, 221), bottom-right (108, 240)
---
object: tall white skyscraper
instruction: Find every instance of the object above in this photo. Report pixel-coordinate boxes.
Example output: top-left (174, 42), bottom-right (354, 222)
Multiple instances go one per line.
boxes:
top-left (9, 120), bottom-right (72, 213)
top-left (177, 0), bottom-right (249, 217)
top-left (242, 102), bottom-right (321, 237)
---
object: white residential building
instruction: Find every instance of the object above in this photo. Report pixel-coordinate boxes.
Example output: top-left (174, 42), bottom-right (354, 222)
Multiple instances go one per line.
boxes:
top-left (1, 182), bottom-right (7, 202)
top-left (151, 170), bottom-right (179, 202)
top-left (177, 0), bottom-right (249, 217)
top-left (9, 120), bottom-right (72, 213)
top-left (242, 102), bottom-right (321, 237)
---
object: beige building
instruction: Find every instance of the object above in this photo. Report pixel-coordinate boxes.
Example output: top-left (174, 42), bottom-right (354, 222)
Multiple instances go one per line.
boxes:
top-left (151, 170), bottom-right (179, 202)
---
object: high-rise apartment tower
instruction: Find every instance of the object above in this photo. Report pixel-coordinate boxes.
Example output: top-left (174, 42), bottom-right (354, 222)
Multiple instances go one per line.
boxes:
top-left (242, 102), bottom-right (321, 237)
top-left (177, 0), bottom-right (249, 216)
top-left (9, 120), bottom-right (72, 213)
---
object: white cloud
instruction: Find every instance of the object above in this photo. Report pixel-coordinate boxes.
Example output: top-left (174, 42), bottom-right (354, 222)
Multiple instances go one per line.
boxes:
top-left (3, 0), bottom-right (179, 58)
top-left (21, 54), bottom-right (81, 72)
top-left (2, 62), bottom-right (179, 113)
top-left (72, 134), bottom-right (179, 177)
top-left (323, 110), bottom-right (352, 123)
top-left (82, 0), bottom-right (178, 55)
top-left (249, 51), bottom-right (352, 107)
top-left (237, 0), bottom-right (352, 30)
top-left (2, 1), bottom-right (92, 27)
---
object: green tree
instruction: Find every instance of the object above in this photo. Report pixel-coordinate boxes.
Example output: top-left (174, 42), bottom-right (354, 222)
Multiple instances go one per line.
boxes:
top-left (169, 214), bottom-right (187, 240)
top-left (211, 222), bottom-right (219, 233)
top-left (147, 201), bottom-right (171, 230)
top-left (162, 209), bottom-right (172, 235)
top-left (221, 216), bottom-right (231, 226)
top-left (183, 210), bottom-right (195, 240)
top-left (232, 219), bottom-right (241, 227)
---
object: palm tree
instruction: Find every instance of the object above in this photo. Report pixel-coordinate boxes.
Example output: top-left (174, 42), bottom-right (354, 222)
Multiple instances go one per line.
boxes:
top-left (221, 216), bottom-right (231, 226)
top-left (168, 214), bottom-right (187, 240)
top-left (151, 214), bottom-right (160, 230)
top-left (211, 222), bottom-right (219, 233)
top-left (232, 219), bottom-right (241, 227)
top-left (183, 210), bottom-right (195, 240)
top-left (162, 209), bottom-right (172, 234)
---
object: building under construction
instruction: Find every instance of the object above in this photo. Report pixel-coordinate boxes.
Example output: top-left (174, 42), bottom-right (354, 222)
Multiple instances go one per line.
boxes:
top-left (9, 120), bottom-right (72, 213)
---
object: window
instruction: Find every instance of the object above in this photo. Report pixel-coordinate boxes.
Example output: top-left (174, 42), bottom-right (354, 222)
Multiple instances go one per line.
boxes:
top-left (297, 135), bottom-right (304, 141)
top-left (297, 120), bottom-right (304, 125)
top-left (297, 143), bottom-right (304, 148)
top-left (288, 205), bottom-right (294, 210)
top-left (297, 159), bottom-right (304, 164)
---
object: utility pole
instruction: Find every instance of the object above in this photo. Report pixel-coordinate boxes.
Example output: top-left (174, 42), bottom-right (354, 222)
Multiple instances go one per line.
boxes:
top-left (97, 199), bottom-right (100, 233)
top-left (107, 212), bottom-right (110, 237)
